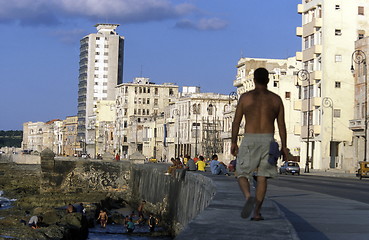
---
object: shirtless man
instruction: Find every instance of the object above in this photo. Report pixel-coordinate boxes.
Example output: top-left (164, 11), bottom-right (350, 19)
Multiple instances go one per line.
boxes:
top-left (97, 209), bottom-right (108, 228)
top-left (231, 67), bottom-right (287, 221)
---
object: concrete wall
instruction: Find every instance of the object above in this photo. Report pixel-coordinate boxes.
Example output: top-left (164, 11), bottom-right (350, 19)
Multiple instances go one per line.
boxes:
top-left (0, 154), bottom-right (40, 164)
top-left (39, 152), bottom-right (216, 236)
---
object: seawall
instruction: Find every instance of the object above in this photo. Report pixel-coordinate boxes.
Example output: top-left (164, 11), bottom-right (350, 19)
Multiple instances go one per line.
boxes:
top-left (39, 150), bottom-right (216, 235)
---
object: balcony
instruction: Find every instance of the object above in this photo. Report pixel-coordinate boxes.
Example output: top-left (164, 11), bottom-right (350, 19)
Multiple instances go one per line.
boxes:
top-left (233, 77), bottom-right (243, 87)
top-left (302, 45), bottom-right (322, 62)
top-left (296, 27), bottom-right (303, 37)
top-left (296, 51), bottom-right (302, 61)
top-left (311, 71), bottom-right (322, 80)
top-left (297, 4), bottom-right (303, 14)
top-left (303, 18), bottom-right (322, 37)
top-left (349, 119), bottom-right (365, 131)
top-left (301, 125), bottom-right (321, 139)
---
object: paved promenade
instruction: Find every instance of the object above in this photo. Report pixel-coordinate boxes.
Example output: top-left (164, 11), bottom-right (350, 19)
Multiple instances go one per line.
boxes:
top-left (175, 169), bottom-right (369, 240)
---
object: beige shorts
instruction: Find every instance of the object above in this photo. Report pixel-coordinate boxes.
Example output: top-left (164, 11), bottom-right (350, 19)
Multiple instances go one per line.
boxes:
top-left (236, 133), bottom-right (277, 180)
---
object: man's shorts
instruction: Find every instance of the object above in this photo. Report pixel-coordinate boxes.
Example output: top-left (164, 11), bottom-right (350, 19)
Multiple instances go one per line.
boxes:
top-left (236, 133), bottom-right (278, 180)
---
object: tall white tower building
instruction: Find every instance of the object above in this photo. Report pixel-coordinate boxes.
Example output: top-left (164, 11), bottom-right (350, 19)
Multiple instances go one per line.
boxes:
top-left (77, 24), bottom-right (124, 154)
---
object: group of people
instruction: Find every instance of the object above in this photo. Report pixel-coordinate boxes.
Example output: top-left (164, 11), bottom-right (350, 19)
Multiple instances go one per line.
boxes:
top-left (167, 154), bottom-right (230, 176)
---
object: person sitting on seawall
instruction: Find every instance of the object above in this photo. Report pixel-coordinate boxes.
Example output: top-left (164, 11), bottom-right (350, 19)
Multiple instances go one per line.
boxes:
top-left (185, 155), bottom-right (197, 171)
top-left (196, 156), bottom-right (206, 172)
top-left (210, 154), bottom-right (230, 176)
top-left (28, 215), bottom-right (43, 229)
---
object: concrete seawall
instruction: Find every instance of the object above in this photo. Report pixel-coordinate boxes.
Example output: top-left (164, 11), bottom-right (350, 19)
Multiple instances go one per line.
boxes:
top-left (39, 152), bottom-right (216, 236)
top-left (0, 153), bottom-right (40, 164)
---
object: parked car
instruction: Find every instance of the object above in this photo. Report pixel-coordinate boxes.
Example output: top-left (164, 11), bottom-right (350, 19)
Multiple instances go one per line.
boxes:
top-left (279, 161), bottom-right (300, 175)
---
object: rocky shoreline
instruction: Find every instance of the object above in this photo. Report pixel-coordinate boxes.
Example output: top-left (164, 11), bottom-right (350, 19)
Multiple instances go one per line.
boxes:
top-left (0, 163), bottom-right (171, 239)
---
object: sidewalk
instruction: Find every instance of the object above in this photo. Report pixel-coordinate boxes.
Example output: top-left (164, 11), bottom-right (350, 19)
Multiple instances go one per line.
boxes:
top-left (175, 170), bottom-right (369, 240)
top-left (175, 172), bottom-right (298, 240)
top-left (304, 169), bottom-right (357, 179)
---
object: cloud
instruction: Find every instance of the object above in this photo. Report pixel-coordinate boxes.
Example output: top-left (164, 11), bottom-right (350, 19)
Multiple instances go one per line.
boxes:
top-left (50, 29), bottom-right (88, 44)
top-left (175, 18), bottom-right (228, 31)
top-left (0, 0), bottom-right (197, 26)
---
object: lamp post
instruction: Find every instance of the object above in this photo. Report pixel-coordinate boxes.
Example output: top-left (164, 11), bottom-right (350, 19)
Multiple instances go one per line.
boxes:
top-left (351, 50), bottom-right (367, 162)
top-left (229, 91), bottom-right (238, 104)
top-left (173, 109), bottom-right (180, 158)
top-left (190, 104), bottom-right (199, 157)
top-left (207, 103), bottom-right (217, 155)
top-left (322, 97), bottom-right (334, 167)
top-left (297, 69), bottom-right (311, 173)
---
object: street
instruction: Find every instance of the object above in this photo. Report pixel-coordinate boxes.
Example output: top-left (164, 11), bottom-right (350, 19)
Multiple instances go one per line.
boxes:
top-left (269, 175), bottom-right (369, 204)
top-left (267, 175), bottom-right (369, 240)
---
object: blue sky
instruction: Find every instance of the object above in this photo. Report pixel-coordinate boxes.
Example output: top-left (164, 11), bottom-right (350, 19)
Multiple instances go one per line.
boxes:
top-left (0, 0), bottom-right (301, 130)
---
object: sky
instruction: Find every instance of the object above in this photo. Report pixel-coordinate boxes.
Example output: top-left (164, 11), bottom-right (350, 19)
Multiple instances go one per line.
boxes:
top-left (0, 0), bottom-right (301, 130)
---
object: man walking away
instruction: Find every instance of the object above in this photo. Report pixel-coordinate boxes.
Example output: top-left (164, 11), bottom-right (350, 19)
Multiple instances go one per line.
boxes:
top-left (231, 67), bottom-right (287, 221)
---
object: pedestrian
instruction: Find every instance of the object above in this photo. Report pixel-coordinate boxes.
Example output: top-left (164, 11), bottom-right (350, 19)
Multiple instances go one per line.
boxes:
top-left (66, 203), bottom-right (75, 213)
top-left (210, 154), bottom-right (230, 176)
top-left (231, 67), bottom-right (287, 221)
top-left (115, 153), bottom-right (120, 161)
top-left (196, 156), bottom-right (206, 172)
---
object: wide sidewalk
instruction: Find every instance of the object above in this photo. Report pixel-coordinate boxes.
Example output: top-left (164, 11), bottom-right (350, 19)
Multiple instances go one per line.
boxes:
top-left (175, 170), bottom-right (369, 240)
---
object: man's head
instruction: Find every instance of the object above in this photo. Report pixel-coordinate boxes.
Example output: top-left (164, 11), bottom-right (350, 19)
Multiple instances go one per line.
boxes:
top-left (254, 68), bottom-right (269, 86)
top-left (212, 154), bottom-right (218, 160)
top-left (199, 155), bottom-right (204, 161)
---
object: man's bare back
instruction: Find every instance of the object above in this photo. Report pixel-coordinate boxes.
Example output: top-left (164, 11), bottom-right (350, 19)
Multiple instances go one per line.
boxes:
top-left (240, 88), bottom-right (282, 134)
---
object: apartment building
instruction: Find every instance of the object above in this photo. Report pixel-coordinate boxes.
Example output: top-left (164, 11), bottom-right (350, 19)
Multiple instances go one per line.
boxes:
top-left (231, 57), bottom-right (302, 165)
top-left (77, 24), bottom-right (124, 156)
top-left (350, 37), bottom-right (369, 165)
top-left (166, 88), bottom-right (230, 161)
top-left (296, 1), bottom-right (369, 171)
top-left (115, 77), bottom-right (179, 157)
top-left (63, 116), bottom-right (79, 157)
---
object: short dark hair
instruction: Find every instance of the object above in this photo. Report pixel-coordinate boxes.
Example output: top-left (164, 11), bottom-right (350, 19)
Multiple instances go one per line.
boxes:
top-left (199, 156), bottom-right (204, 161)
top-left (212, 154), bottom-right (218, 160)
top-left (254, 68), bottom-right (269, 85)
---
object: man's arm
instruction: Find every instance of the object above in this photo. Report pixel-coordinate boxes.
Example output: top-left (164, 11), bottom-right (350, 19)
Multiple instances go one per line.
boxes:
top-left (231, 96), bottom-right (244, 156)
top-left (276, 97), bottom-right (288, 161)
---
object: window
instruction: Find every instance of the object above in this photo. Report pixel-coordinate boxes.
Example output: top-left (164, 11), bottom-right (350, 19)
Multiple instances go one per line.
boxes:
top-left (359, 34), bottom-right (365, 39)
top-left (96, 44), bottom-right (100, 48)
top-left (285, 92), bottom-right (291, 99)
top-left (104, 52), bottom-right (109, 56)
top-left (335, 55), bottom-right (342, 62)
top-left (335, 81), bottom-right (341, 88)
top-left (334, 109), bottom-right (341, 118)
top-left (154, 99), bottom-right (158, 106)
top-left (335, 5), bottom-right (340, 10)
top-left (273, 81), bottom-right (279, 87)
top-left (95, 67), bottom-right (99, 70)
top-left (359, 6), bottom-right (364, 15)
top-left (104, 60), bottom-right (108, 63)
top-left (104, 67), bottom-right (108, 71)
top-left (96, 37), bottom-right (100, 40)
top-left (335, 29), bottom-right (342, 36)
top-left (169, 88), bottom-right (174, 96)
top-left (155, 88), bottom-right (158, 95)
top-left (96, 52), bottom-right (100, 55)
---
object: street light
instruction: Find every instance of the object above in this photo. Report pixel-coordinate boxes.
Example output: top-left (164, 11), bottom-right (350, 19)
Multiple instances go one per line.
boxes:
top-left (229, 91), bottom-right (238, 104)
top-left (190, 104), bottom-right (199, 157)
top-left (297, 69), bottom-right (311, 173)
top-left (207, 103), bottom-right (217, 155)
top-left (351, 50), bottom-right (367, 162)
top-left (322, 97), bottom-right (334, 167)
top-left (173, 109), bottom-right (180, 158)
